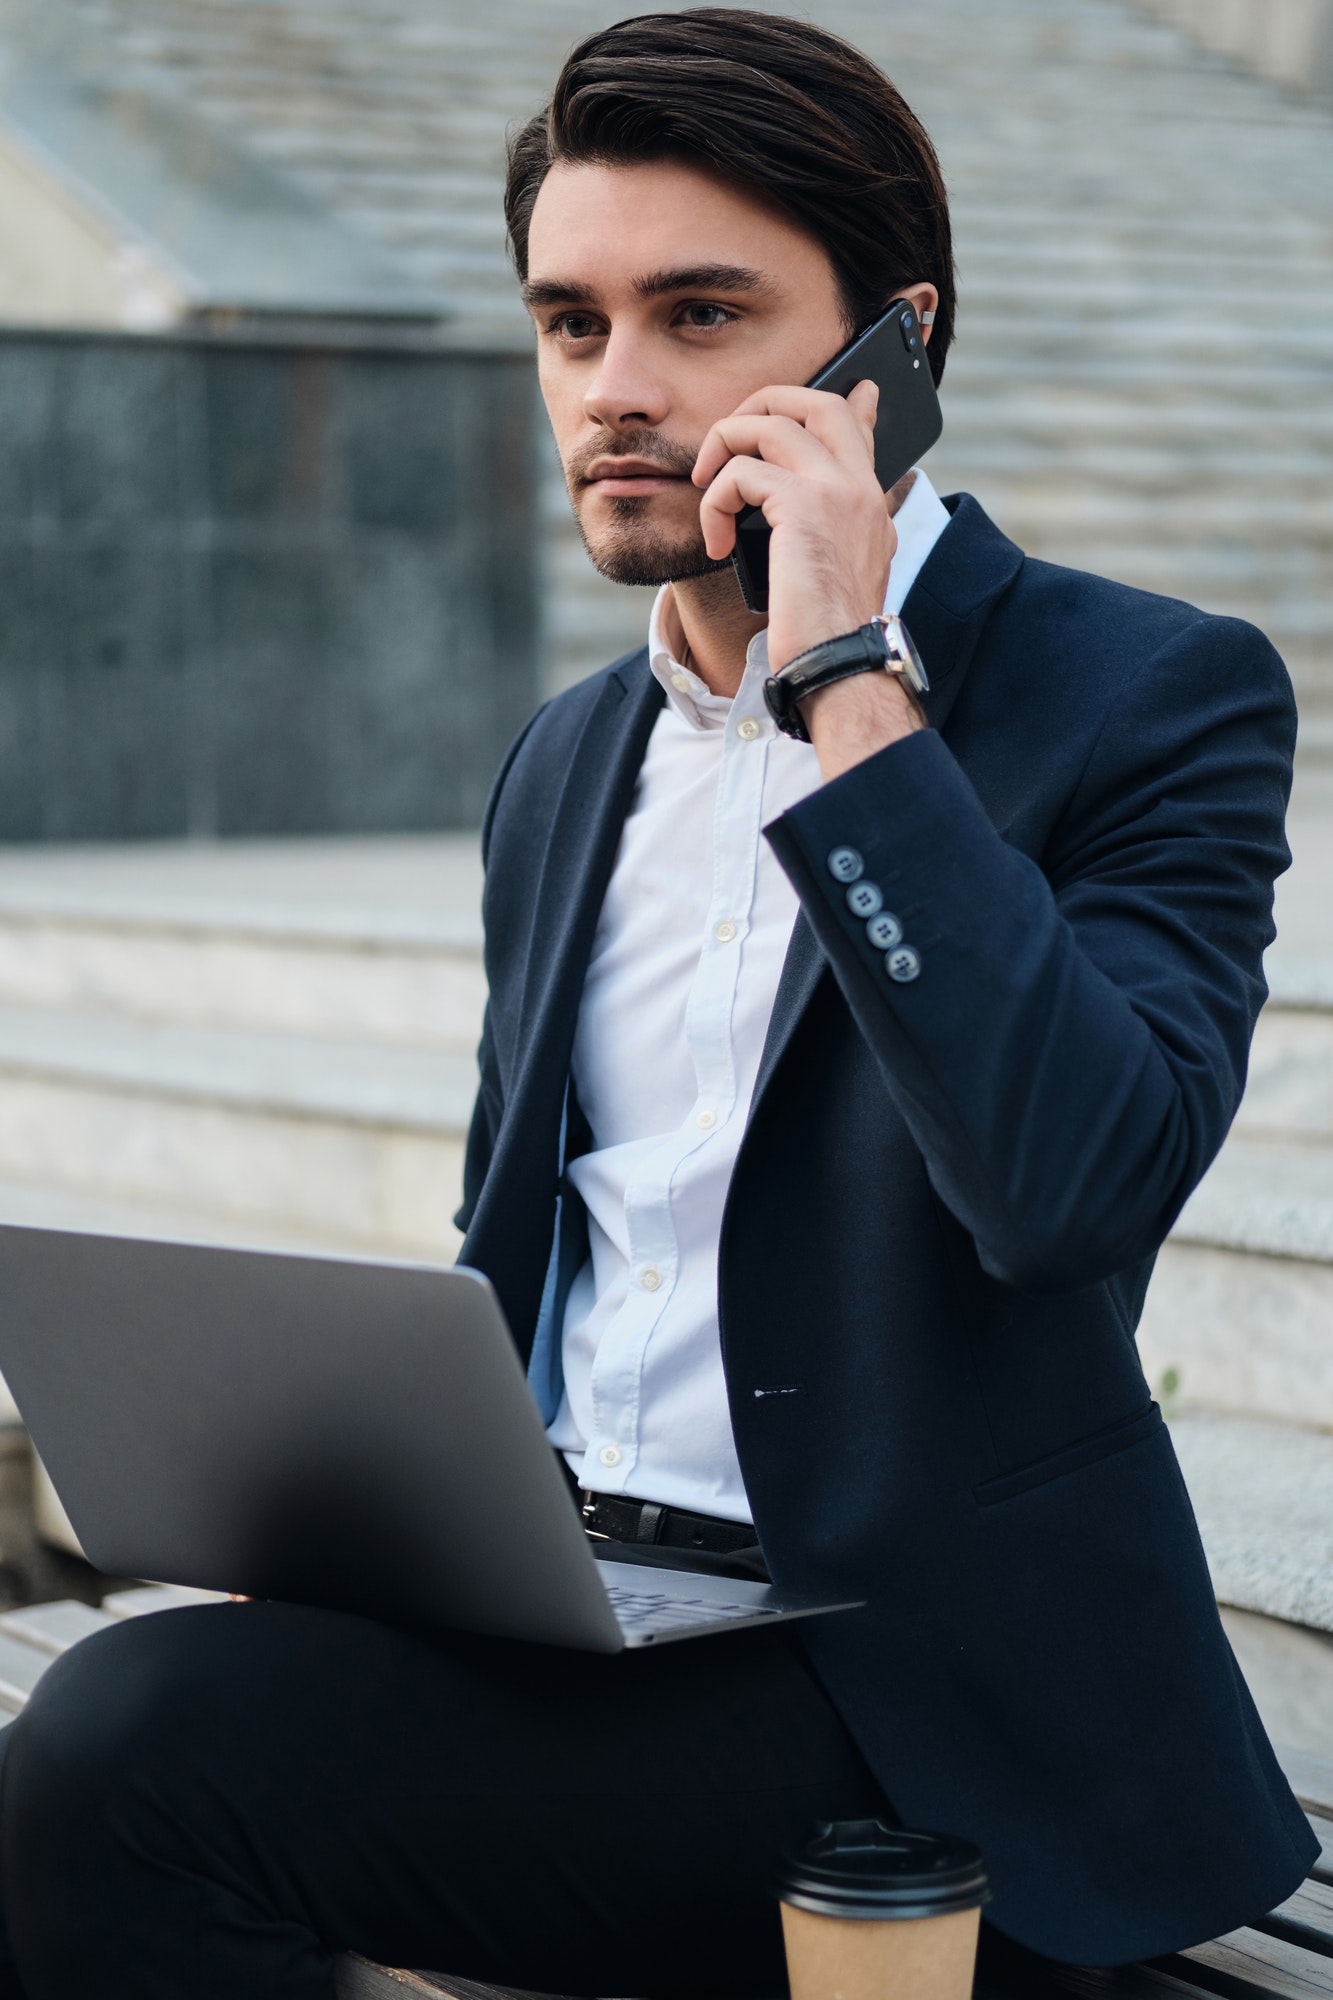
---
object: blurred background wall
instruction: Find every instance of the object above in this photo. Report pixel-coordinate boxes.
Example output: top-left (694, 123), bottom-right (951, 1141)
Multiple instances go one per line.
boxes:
top-left (1131, 0), bottom-right (1333, 97)
top-left (0, 0), bottom-right (1329, 1688)
top-left (0, 0), bottom-right (1330, 759)
top-left (0, 333), bottom-right (537, 837)
top-left (0, 0), bottom-right (541, 836)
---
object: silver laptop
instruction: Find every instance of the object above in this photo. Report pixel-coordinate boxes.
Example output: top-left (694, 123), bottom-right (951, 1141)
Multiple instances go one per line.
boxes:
top-left (0, 1225), bottom-right (859, 1651)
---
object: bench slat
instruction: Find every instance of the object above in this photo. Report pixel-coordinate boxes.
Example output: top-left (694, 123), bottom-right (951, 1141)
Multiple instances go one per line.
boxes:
top-left (334, 1964), bottom-right (470, 2000)
top-left (981, 1957), bottom-right (1241, 1996)
top-left (101, 1585), bottom-right (228, 1619)
top-left (333, 1962), bottom-right (586, 2000)
top-left (1253, 1881), bottom-right (1333, 1959)
top-left (0, 1631), bottom-right (66, 1714)
top-left (1169, 1925), bottom-right (1333, 1996)
top-left (1281, 1751), bottom-right (1333, 1827)
top-left (1308, 1815), bottom-right (1333, 1891)
top-left (404, 1986), bottom-right (587, 2000)
top-left (0, 1601), bottom-right (118, 1656)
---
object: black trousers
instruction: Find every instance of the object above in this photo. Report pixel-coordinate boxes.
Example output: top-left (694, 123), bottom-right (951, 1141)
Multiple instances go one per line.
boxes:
top-left (0, 1600), bottom-right (889, 1999)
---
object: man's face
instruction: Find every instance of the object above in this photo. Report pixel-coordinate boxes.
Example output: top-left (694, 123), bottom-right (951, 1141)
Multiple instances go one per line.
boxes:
top-left (524, 159), bottom-right (851, 586)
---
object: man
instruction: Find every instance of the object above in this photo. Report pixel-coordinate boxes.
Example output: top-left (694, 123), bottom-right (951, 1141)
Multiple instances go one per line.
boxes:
top-left (0, 10), bottom-right (1316, 1997)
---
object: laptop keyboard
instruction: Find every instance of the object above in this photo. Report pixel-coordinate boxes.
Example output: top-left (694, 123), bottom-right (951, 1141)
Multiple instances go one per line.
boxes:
top-left (602, 1583), bottom-right (781, 1632)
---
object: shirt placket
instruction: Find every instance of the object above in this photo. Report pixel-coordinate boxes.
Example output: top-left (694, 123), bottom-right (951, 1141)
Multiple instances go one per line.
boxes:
top-left (581, 677), bottom-right (772, 1491)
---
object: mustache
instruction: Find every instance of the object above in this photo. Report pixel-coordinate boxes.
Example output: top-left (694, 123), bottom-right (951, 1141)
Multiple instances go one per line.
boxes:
top-left (568, 429), bottom-right (699, 489)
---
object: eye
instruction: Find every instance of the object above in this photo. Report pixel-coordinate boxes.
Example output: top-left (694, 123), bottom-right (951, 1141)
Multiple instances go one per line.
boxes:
top-left (548, 313), bottom-right (602, 342)
top-left (679, 301), bottom-right (737, 330)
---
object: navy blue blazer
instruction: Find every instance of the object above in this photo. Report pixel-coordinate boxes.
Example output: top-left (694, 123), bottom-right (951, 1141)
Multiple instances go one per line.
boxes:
top-left (458, 495), bottom-right (1317, 1964)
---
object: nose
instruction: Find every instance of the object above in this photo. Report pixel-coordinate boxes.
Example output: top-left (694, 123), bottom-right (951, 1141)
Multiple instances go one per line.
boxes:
top-left (582, 325), bottom-right (671, 433)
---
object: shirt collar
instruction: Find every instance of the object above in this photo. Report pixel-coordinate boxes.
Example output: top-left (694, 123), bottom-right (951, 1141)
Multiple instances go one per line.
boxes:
top-left (648, 467), bottom-right (951, 731)
top-left (883, 466), bottom-right (952, 614)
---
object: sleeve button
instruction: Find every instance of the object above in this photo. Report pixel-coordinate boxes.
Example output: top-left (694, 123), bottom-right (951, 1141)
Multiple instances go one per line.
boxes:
top-left (866, 911), bottom-right (903, 950)
top-left (886, 945), bottom-right (922, 983)
top-left (827, 846), bottom-right (863, 883)
top-left (846, 881), bottom-right (883, 918)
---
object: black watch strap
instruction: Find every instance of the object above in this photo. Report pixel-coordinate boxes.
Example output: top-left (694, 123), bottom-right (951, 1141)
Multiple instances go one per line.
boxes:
top-left (763, 616), bottom-right (928, 743)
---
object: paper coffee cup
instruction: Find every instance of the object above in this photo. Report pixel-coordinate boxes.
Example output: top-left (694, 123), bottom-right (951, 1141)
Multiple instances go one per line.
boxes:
top-left (778, 1818), bottom-right (990, 2000)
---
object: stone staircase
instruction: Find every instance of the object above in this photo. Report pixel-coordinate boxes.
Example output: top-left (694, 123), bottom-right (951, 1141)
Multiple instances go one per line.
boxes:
top-left (1, 793), bottom-right (1330, 1630)
top-left (1138, 771), bottom-right (1333, 1630)
top-left (0, 834), bottom-right (488, 1553)
top-left (44, 0), bottom-right (1333, 712)
top-left (0, 836), bottom-right (484, 1263)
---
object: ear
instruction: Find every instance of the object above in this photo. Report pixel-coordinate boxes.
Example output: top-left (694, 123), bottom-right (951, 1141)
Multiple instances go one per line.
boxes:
top-left (895, 282), bottom-right (940, 344)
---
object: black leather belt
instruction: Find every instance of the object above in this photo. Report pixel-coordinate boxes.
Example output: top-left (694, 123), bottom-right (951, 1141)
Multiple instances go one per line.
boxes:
top-left (578, 1487), bottom-right (760, 1558)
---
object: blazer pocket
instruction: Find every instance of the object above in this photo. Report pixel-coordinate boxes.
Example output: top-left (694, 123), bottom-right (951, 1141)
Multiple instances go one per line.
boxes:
top-left (973, 1401), bottom-right (1164, 1509)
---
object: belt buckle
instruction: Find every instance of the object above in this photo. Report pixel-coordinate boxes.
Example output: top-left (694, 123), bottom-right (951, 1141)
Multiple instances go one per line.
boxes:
top-left (579, 1488), bottom-right (613, 1540)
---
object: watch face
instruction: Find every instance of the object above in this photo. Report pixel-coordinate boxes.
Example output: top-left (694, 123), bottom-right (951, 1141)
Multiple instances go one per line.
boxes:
top-left (881, 614), bottom-right (929, 695)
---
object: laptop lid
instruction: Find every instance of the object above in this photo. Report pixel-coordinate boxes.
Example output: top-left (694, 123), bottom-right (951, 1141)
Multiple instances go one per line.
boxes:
top-left (0, 1225), bottom-right (628, 1652)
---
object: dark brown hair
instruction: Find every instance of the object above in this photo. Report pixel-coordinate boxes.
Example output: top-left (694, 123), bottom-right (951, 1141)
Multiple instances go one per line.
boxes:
top-left (505, 8), bottom-right (956, 384)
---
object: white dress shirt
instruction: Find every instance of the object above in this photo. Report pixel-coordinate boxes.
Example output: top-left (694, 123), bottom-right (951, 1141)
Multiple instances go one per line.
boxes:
top-left (546, 470), bottom-right (952, 1521)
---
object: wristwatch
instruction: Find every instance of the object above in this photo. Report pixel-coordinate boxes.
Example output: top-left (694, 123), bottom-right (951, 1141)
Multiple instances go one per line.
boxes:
top-left (763, 614), bottom-right (929, 743)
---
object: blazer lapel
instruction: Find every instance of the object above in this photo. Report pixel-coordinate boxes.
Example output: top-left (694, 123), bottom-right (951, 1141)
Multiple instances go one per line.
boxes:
top-left (514, 647), bottom-right (664, 1088)
top-left (909, 493), bottom-right (1025, 736)
top-left (750, 495), bottom-right (1026, 1110)
top-left (751, 907), bottom-right (825, 1110)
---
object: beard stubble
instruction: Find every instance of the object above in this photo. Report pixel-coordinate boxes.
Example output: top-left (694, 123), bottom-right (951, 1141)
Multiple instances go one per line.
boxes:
top-left (565, 429), bottom-right (734, 588)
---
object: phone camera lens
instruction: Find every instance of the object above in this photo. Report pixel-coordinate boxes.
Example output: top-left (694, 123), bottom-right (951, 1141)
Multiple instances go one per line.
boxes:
top-left (899, 311), bottom-right (918, 352)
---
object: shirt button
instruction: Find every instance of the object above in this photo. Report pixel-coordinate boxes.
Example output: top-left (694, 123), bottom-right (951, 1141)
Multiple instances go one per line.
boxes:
top-left (827, 846), bottom-right (864, 884)
top-left (715, 920), bottom-right (737, 943)
top-left (737, 717), bottom-right (761, 741)
top-left (599, 1444), bottom-right (622, 1468)
top-left (866, 910), bottom-right (903, 950)
top-left (846, 881), bottom-right (883, 918)
top-left (886, 945), bottom-right (922, 983)
top-left (670, 672), bottom-right (693, 694)
top-left (697, 1109), bottom-right (717, 1130)
top-left (640, 1267), bottom-right (662, 1291)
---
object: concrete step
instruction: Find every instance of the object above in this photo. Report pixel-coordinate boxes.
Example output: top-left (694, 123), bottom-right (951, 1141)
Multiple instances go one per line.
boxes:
top-left (1219, 1603), bottom-right (1333, 1763)
top-left (0, 1005), bottom-right (472, 1260)
top-left (1140, 1139), bottom-right (1333, 1433)
top-left (1140, 923), bottom-right (1333, 1435)
top-left (1170, 1137), bottom-right (1333, 1265)
top-left (0, 836), bottom-right (486, 1049)
top-left (1238, 988), bottom-right (1333, 1141)
top-left (1173, 1412), bottom-right (1333, 1634)
top-left (0, 835), bottom-right (486, 1263)
top-left (0, 1175), bottom-right (394, 1259)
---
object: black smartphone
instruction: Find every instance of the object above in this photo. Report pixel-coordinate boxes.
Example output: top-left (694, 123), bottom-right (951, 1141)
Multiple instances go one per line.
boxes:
top-left (730, 297), bottom-right (943, 614)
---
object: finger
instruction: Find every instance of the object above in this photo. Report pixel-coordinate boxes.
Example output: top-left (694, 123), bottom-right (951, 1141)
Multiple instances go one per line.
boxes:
top-left (725, 383), bottom-right (857, 421)
top-left (845, 378), bottom-right (880, 466)
top-left (722, 383), bottom-right (880, 476)
top-left (692, 412), bottom-right (834, 490)
top-left (697, 459), bottom-right (788, 560)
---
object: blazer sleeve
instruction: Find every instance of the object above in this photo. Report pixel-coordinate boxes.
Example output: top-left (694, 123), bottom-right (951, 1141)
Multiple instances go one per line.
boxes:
top-left (763, 615), bottom-right (1296, 1294)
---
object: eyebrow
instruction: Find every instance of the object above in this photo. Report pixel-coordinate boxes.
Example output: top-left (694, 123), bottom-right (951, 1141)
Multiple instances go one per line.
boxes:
top-left (521, 263), bottom-right (777, 311)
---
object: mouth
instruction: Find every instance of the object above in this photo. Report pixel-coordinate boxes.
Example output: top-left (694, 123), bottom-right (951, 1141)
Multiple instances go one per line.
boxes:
top-left (580, 459), bottom-right (692, 498)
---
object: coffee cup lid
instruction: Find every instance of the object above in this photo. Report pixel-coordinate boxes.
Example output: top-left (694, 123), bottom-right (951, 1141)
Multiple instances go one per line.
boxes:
top-left (777, 1818), bottom-right (990, 1921)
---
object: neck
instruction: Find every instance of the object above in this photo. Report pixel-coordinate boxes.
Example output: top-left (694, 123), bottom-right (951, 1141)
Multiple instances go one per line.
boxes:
top-left (667, 571), bottom-right (765, 699)
top-left (664, 471), bottom-right (918, 699)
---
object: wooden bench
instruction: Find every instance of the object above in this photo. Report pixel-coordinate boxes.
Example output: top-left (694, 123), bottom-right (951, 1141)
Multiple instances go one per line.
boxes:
top-left (1, 1587), bottom-right (1329, 1999)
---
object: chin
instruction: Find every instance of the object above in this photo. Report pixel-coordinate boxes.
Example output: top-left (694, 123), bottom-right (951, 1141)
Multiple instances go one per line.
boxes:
top-left (576, 504), bottom-right (732, 588)
top-left (564, 490), bottom-right (720, 584)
